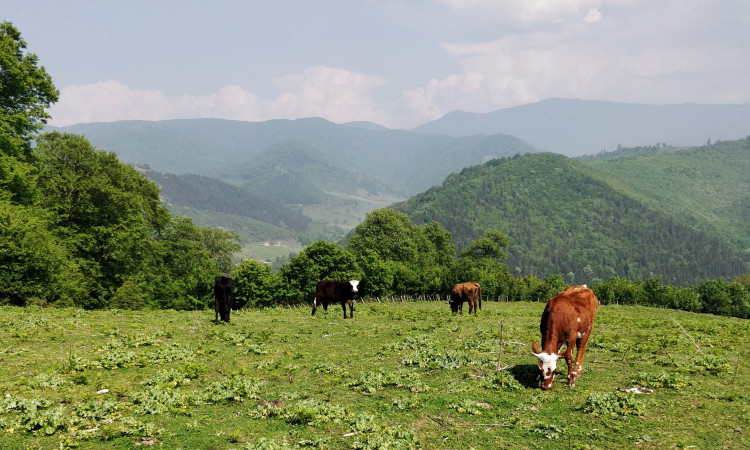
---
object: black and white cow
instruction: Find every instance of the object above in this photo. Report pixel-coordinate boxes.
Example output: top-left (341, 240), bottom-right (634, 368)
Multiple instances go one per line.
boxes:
top-left (312, 280), bottom-right (360, 319)
top-left (214, 276), bottom-right (234, 323)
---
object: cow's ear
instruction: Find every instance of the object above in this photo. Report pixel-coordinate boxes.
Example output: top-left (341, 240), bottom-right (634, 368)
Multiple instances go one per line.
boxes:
top-left (531, 341), bottom-right (541, 355)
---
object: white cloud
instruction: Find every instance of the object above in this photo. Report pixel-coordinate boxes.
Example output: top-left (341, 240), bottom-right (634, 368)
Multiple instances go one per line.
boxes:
top-left (584, 8), bottom-right (602, 23)
top-left (401, 1), bottom-right (750, 123)
top-left (48, 67), bottom-right (391, 127)
top-left (266, 66), bottom-right (390, 124)
top-left (437, 0), bottom-right (603, 26)
top-left (403, 32), bottom-right (600, 120)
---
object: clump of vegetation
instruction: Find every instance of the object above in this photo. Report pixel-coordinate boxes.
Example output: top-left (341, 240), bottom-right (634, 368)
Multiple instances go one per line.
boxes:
top-left (633, 371), bottom-right (690, 389)
top-left (349, 369), bottom-right (429, 393)
top-left (447, 399), bottom-right (493, 415)
top-left (203, 375), bottom-right (261, 404)
top-left (530, 423), bottom-right (566, 440)
top-left (582, 391), bottom-right (645, 419)
top-left (402, 346), bottom-right (483, 369)
top-left (484, 370), bottom-right (524, 391)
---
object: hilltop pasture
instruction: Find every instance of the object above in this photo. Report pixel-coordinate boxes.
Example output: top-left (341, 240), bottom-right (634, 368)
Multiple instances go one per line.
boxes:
top-left (1, 301), bottom-right (748, 449)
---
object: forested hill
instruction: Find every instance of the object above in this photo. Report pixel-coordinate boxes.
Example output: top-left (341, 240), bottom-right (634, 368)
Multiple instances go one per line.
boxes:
top-left (145, 171), bottom-right (311, 231)
top-left (392, 152), bottom-right (746, 285)
top-left (226, 141), bottom-right (399, 204)
top-left (584, 138), bottom-right (750, 252)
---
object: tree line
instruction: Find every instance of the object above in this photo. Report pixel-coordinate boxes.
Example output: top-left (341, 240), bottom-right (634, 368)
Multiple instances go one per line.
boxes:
top-left (232, 209), bottom-right (750, 319)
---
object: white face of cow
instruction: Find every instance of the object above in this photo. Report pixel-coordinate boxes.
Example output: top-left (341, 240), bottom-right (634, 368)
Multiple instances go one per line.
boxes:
top-left (533, 351), bottom-right (560, 390)
top-left (349, 280), bottom-right (360, 293)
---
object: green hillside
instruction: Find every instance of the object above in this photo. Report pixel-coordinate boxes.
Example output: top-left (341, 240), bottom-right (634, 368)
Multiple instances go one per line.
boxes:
top-left (393, 152), bottom-right (745, 285)
top-left (228, 140), bottom-right (398, 203)
top-left (584, 138), bottom-right (750, 252)
top-left (145, 171), bottom-right (311, 231)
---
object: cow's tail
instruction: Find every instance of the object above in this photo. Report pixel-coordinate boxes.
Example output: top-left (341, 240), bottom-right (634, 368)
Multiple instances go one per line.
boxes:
top-left (478, 285), bottom-right (482, 310)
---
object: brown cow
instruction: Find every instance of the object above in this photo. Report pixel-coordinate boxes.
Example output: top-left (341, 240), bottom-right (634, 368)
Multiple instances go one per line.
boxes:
top-left (532, 285), bottom-right (598, 390)
top-left (312, 280), bottom-right (360, 319)
top-left (449, 282), bottom-right (481, 314)
top-left (214, 276), bottom-right (234, 323)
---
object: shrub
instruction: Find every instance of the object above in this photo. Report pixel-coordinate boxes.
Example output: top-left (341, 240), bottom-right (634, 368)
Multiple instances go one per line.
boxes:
top-left (582, 391), bottom-right (644, 418)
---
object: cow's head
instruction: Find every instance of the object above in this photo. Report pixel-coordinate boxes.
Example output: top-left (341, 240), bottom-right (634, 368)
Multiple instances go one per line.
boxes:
top-left (532, 341), bottom-right (563, 390)
top-left (349, 280), bottom-right (360, 293)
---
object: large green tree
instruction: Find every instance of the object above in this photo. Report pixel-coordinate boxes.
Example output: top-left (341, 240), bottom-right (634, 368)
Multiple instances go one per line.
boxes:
top-left (347, 209), bottom-right (456, 295)
top-left (0, 201), bottom-right (84, 305)
top-left (35, 132), bottom-right (170, 306)
top-left (233, 259), bottom-right (282, 309)
top-left (33, 132), bottom-right (227, 309)
top-left (1, 22), bottom-right (58, 204)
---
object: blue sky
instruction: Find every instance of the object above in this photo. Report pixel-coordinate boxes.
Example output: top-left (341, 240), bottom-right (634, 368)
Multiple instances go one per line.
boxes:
top-left (5, 0), bottom-right (750, 129)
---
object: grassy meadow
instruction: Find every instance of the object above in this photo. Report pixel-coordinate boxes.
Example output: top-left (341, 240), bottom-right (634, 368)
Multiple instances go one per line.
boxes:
top-left (0, 300), bottom-right (748, 449)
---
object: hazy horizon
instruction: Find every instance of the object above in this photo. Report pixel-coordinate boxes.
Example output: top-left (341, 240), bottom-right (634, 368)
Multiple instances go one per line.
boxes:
top-left (6, 0), bottom-right (750, 129)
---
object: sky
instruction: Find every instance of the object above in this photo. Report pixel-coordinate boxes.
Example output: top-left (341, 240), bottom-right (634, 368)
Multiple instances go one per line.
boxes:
top-left (5, 0), bottom-right (750, 129)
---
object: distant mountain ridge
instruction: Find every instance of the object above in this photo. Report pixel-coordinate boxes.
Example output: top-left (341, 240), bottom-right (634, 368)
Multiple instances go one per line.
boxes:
top-left (414, 98), bottom-right (750, 156)
top-left (49, 103), bottom-right (749, 279)
top-left (54, 118), bottom-right (536, 197)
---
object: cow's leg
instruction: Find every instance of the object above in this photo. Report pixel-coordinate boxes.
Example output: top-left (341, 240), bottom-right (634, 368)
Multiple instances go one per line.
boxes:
top-left (215, 300), bottom-right (219, 323)
top-left (565, 335), bottom-right (577, 387)
top-left (570, 333), bottom-right (592, 386)
top-left (348, 300), bottom-right (354, 318)
top-left (342, 301), bottom-right (347, 319)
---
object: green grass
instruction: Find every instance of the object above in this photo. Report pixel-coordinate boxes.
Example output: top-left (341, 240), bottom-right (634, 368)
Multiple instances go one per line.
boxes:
top-left (1, 302), bottom-right (748, 449)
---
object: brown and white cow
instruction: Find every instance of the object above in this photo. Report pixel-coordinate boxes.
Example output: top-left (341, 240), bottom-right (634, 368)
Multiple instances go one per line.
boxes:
top-left (450, 282), bottom-right (481, 314)
top-left (214, 276), bottom-right (234, 323)
top-left (532, 285), bottom-right (598, 390)
top-left (312, 280), bottom-right (360, 319)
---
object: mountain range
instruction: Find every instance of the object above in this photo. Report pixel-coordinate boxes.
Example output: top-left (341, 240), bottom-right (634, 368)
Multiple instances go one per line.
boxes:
top-left (415, 98), bottom-right (750, 156)
top-left (50, 99), bottom-right (750, 281)
top-left (56, 118), bottom-right (534, 197)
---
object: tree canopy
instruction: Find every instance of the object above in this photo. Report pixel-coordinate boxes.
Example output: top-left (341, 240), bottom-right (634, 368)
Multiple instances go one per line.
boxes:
top-left (1, 21), bottom-right (58, 160)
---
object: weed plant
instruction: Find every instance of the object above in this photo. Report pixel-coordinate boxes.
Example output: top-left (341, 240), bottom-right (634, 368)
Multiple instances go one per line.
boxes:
top-left (0, 302), bottom-right (748, 448)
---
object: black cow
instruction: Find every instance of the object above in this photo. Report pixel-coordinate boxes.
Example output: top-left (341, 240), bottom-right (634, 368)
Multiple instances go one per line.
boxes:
top-left (312, 280), bottom-right (360, 319)
top-left (214, 276), bottom-right (234, 323)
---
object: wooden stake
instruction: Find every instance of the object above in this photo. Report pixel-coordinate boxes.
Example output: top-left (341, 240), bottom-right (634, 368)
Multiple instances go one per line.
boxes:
top-left (496, 319), bottom-right (508, 371)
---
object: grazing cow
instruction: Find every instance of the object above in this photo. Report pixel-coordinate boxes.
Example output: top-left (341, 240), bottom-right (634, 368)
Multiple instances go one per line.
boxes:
top-left (449, 282), bottom-right (481, 314)
top-left (214, 276), bottom-right (234, 323)
top-left (532, 285), bottom-right (598, 390)
top-left (312, 280), bottom-right (360, 319)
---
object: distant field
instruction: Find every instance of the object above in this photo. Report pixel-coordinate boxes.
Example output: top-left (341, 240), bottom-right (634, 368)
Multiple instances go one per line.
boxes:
top-left (1, 301), bottom-right (748, 449)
